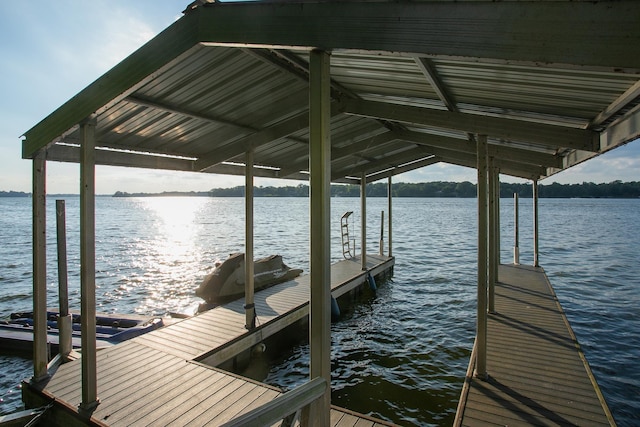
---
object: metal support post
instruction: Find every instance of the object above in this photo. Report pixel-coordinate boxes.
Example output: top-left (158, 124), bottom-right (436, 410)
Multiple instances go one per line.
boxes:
top-left (475, 134), bottom-right (489, 380)
top-left (361, 172), bottom-right (367, 270)
top-left (513, 193), bottom-right (520, 265)
top-left (306, 49), bottom-right (331, 426)
top-left (245, 149), bottom-right (256, 330)
top-left (533, 180), bottom-right (540, 267)
top-left (495, 168), bottom-right (500, 270)
top-left (379, 210), bottom-right (384, 256)
top-left (388, 176), bottom-right (393, 257)
top-left (488, 162), bottom-right (497, 314)
top-left (56, 200), bottom-right (73, 358)
top-left (79, 115), bottom-right (99, 411)
top-left (32, 152), bottom-right (48, 382)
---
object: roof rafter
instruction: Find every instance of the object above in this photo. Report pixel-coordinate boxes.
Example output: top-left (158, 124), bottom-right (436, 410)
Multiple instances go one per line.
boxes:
top-left (364, 156), bottom-right (440, 184)
top-left (414, 57), bottom-right (458, 112)
top-left (195, 102), bottom-right (344, 171)
top-left (394, 130), bottom-right (563, 168)
top-left (406, 144), bottom-right (547, 179)
top-left (278, 131), bottom-right (397, 178)
top-left (331, 146), bottom-right (429, 181)
top-left (343, 98), bottom-right (599, 152)
top-left (126, 95), bottom-right (258, 132)
top-left (45, 143), bottom-right (310, 181)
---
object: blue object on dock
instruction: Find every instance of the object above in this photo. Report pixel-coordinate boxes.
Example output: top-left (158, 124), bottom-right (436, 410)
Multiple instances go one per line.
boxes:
top-left (331, 296), bottom-right (341, 320)
top-left (367, 272), bottom-right (377, 292)
top-left (0, 311), bottom-right (164, 354)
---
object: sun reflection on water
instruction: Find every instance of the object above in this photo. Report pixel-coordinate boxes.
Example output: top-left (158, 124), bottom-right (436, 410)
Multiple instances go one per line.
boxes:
top-left (132, 197), bottom-right (211, 315)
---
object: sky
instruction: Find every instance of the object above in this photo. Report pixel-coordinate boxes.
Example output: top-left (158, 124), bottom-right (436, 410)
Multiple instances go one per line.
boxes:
top-left (1, 1), bottom-right (638, 195)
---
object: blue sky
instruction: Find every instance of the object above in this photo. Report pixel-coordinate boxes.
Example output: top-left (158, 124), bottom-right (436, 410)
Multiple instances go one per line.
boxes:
top-left (1, 1), bottom-right (638, 194)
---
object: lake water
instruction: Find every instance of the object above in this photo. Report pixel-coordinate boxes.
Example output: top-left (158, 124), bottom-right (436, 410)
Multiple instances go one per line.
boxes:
top-left (0, 196), bottom-right (638, 426)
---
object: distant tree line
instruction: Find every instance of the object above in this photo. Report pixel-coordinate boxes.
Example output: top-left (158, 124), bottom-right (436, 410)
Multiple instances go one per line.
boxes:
top-left (0, 191), bottom-right (29, 197)
top-left (111, 180), bottom-right (640, 198)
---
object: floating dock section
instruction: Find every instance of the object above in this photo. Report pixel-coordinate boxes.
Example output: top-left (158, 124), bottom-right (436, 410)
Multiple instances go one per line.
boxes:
top-left (22, 255), bottom-right (396, 426)
top-left (455, 264), bottom-right (615, 426)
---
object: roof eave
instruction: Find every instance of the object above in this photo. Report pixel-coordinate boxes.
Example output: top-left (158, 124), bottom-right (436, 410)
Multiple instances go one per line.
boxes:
top-left (21, 11), bottom-right (201, 159)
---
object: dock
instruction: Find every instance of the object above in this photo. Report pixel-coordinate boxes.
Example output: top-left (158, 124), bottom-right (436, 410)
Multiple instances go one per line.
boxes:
top-left (454, 264), bottom-right (615, 426)
top-left (22, 255), bottom-right (396, 426)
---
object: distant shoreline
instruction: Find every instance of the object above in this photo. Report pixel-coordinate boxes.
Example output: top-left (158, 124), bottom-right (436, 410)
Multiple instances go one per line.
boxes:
top-left (3, 180), bottom-right (639, 198)
top-left (114, 180), bottom-right (640, 198)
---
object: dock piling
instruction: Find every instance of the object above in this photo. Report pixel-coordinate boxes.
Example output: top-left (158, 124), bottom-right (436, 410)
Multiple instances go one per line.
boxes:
top-left (513, 193), bottom-right (520, 265)
top-left (32, 152), bottom-right (48, 382)
top-left (475, 134), bottom-right (489, 380)
top-left (245, 148), bottom-right (256, 330)
top-left (56, 200), bottom-right (73, 359)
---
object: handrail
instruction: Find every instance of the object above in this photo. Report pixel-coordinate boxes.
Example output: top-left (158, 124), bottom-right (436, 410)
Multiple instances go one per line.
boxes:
top-left (220, 377), bottom-right (327, 427)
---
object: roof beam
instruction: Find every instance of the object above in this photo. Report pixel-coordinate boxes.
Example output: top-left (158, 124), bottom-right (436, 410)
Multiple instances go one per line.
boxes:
top-left (196, 1), bottom-right (640, 72)
top-left (401, 143), bottom-right (547, 179)
top-left (589, 80), bottom-right (640, 129)
top-left (435, 154), bottom-right (541, 181)
top-left (23, 18), bottom-right (202, 159)
top-left (365, 156), bottom-right (440, 184)
top-left (126, 94), bottom-right (312, 149)
top-left (599, 104), bottom-right (640, 154)
top-left (194, 102), bottom-right (343, 171)
top-left (343, 98), bottom-right (598, 152)
top-left (331, 146), bottom-right (429, 181)
top-left (414, 57), bottom-right (458, 112)
top-left (277, 131), bottom-right (397, 178)
top-left (44, 143), bottom-right (309, 181)
top-left (394, 130), bottom-right (563, 168)
top-left (245, 49), bottom-right (358, 100)
top-left (126, 95), bottom-right (258, 132)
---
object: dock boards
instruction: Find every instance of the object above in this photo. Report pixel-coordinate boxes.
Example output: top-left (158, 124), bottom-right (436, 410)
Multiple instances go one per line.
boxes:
top-left (22, 255), bottom-right (396, 426)
top-left (455, 264), bottom-right (615, 426)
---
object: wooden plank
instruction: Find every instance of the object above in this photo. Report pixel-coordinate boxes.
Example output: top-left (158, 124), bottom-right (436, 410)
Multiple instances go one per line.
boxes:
top-left (215, 387), bottom-right (281, 426)
top-left (28, 256), bottom-right (395, 427)
top-left (335, 412), bottom-right (360, 427)
top-left (162, 320), bottom-right (235, 343)
top-left (457, 264), bottom-right (613, 426)
top-left (92, 356), bottom-right (186, 410)
top-left (143, 372), bottom-right (239, 427)
top-left (49, 342), bottom-right (160, 398)
top-left (55, 346), bottom-right (170, 401)
top-left (120, 366), bottom-right (231, 426)
top-left (100, 362), bottom-right (207, 425)
top-left (133, 330), bottom-right (209, 359)
top-left (129, 370), bottom-right (231, 426)
top-left (168, 381), bottom-right (257, 426)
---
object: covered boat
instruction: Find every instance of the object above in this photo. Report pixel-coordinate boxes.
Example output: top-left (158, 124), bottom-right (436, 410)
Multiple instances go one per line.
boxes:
top-left (196, 253), bottom-right (302, 305)
top-left (0, 311), bottom-right (164, 355)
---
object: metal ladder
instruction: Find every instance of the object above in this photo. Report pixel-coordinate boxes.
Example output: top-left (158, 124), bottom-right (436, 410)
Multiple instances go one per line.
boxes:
top-left (341, 211), bottom-right (355, 259)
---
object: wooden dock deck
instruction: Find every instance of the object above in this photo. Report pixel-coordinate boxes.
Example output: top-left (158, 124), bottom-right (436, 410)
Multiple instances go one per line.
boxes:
top-left (22, 255), bottom-right (396, 426)
top-left (455, 264), bottom-right (615, 427)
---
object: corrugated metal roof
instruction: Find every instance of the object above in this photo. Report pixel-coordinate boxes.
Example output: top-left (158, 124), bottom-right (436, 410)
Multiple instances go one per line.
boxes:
top-left (23, 1), bottom-right (640, 183)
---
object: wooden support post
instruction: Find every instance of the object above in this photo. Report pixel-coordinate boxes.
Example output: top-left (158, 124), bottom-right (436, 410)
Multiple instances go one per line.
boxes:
top-left (475, 134), bottom-right (489, 380)
top-left (513, 193), bottom-right (520, 265)
top-left (245, 149), bottom-right (255, 330)
top-left (306, 49), bottom-right (331, 426)
top-left (361, 172), bottom-right (367, 270)
top-left (379, 210), bottom-right (384, 256)
top-left (388, 176), bottom-right (393, 257)
top-left (488, 160), bottom-right (497, 314)
top-left (533, 179), bottom-right (540, 267)
top-left (32, 152), bottom-right (48, 382)
top-left (56, 200), bottom-right (73, 358)
top-left (495, 169), bottom-right (500, 272)
top-left (79, 115), bottom-right (99, 411)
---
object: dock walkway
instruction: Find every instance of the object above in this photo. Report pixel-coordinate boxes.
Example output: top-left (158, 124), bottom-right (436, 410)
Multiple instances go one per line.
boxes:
top-left (23, 255), bottom-right (396, 426)
top-left (455, 264), bottom-right (615, 426)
